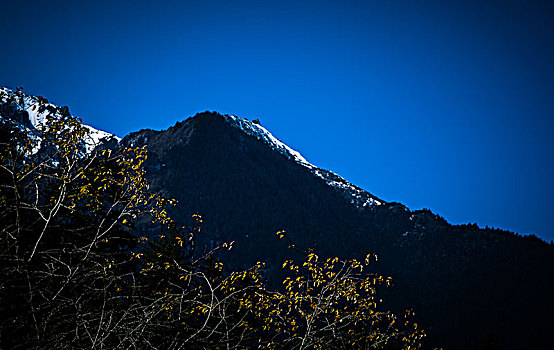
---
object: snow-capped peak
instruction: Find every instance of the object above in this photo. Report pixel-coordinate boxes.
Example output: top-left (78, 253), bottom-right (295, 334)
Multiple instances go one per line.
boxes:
top-left (224, 115), bottom-right (383, 208)
top-left (0, 87), bottom-right (119, 152)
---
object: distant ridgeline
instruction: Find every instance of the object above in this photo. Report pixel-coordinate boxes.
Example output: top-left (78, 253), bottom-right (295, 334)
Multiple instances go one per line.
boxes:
top-left (2, 88), bottom-right (554, 349)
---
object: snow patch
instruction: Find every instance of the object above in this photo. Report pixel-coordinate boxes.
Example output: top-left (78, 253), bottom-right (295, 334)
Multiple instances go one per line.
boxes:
top-left (0, 87), bottom-right (120, 153)
top-left (227, 115), bottom-right (314, 167)
top-left (225, 115), bottom-right (383, 208)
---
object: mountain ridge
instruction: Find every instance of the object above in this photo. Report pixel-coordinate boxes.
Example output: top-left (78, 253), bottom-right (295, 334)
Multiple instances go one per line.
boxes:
top-left (2, 89), bottom-right (554, 349)
top-left (0, 87), bottom-right (118, 152)
top-left (120, 111), bottom-right (554, 350)
top-left (124, 111), bottom-right (386, 210)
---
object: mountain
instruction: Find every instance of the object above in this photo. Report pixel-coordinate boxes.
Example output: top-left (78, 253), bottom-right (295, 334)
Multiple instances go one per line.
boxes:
top-left (0, 87), bottom-right (118, 151)
top-left (2, 89), bottom-right (554, 349)
top-left (123, 112), bottom-right (554, 350)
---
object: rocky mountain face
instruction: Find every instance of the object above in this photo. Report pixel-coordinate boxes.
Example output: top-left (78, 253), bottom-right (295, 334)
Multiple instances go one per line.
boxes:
top-left (2, 90), bottom-right (554, 349)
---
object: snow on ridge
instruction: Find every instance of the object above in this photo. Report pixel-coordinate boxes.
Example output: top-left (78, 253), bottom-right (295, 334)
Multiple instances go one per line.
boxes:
top-left (0, 87), bottom-right (120, 152)
top-left (227, 115), bottom-right (314, 167)
top-left (225, 114), bottom-right (383, 208)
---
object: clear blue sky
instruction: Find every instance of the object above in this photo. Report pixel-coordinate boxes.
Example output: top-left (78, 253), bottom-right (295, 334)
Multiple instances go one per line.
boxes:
top-left (1, 0), bottom-right (553, 241)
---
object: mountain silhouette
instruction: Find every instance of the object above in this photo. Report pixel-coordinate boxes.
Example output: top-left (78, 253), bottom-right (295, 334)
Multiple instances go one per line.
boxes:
top-left (2, 89), bottom-right (554, 349)
top-left (123, 111), bottom-right (554, 350)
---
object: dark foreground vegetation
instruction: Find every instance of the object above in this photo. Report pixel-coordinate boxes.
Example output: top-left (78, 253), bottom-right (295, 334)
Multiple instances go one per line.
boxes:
top-left (0, 111), bottom-right (423, 349)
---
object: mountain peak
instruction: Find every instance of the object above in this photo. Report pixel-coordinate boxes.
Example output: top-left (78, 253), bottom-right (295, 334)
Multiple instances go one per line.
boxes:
top-left (0, 87), bottom-right (119, 152)
top-left (162, 111), bottom-right (385, 209)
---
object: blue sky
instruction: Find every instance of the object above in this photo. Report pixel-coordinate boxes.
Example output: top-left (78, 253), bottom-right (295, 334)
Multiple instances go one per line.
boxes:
top-left (1, 0), bottom-right (553, 241)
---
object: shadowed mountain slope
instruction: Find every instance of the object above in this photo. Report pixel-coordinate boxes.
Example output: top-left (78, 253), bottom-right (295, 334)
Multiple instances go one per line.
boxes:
top-left (2, 89), bottom-right (553, 350)
top-left (123, 111), bottom-right (554, 350)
